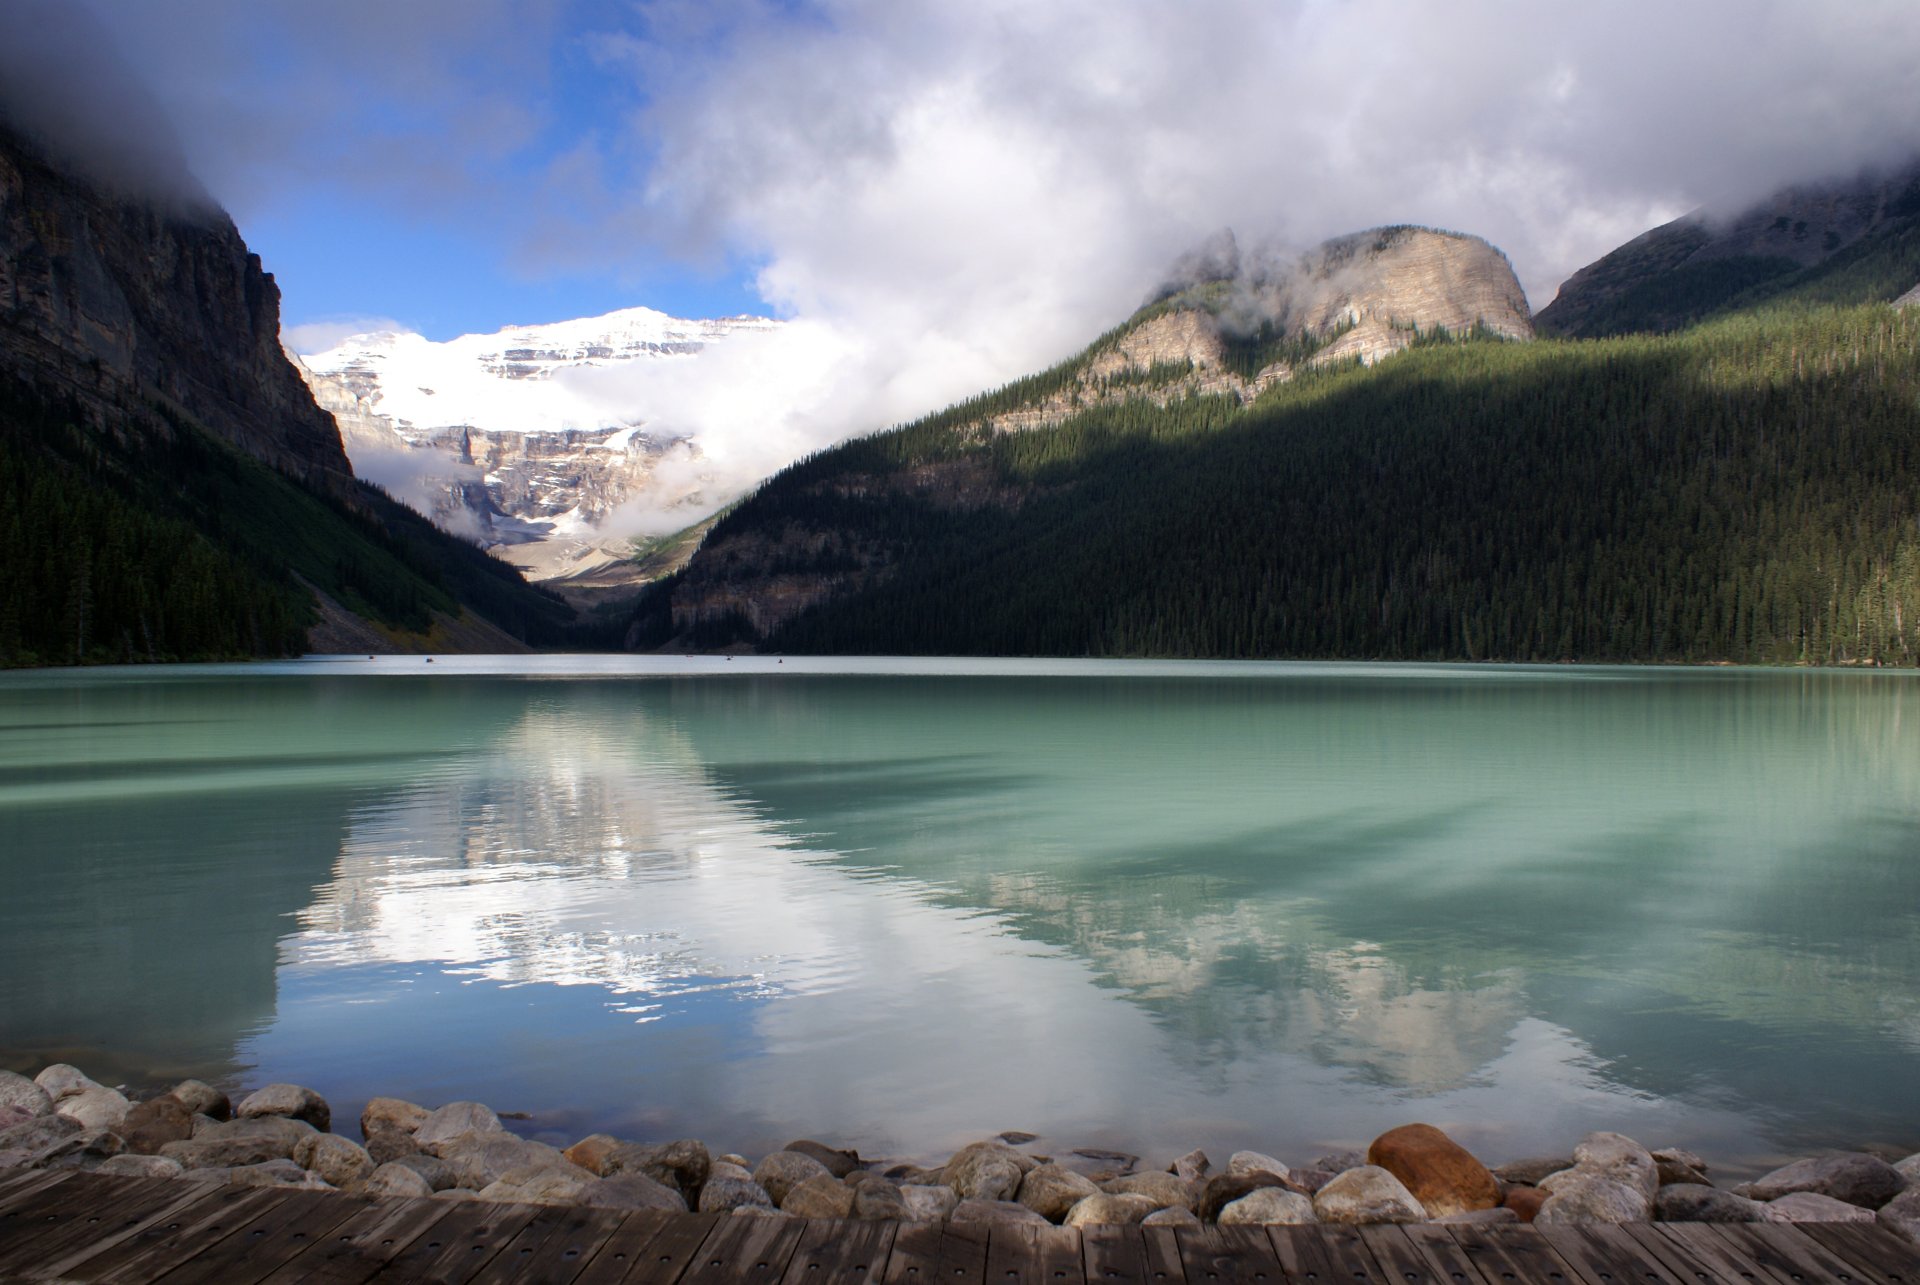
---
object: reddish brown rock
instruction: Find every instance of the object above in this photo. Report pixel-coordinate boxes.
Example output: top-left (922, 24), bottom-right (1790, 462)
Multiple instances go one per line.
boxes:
top-left (121, 1095), bottom-right (194, 1155)
top-left (564, 1134), bottom-right (623, 1176)
top-left (1367, 1124), bottom-right (1499, 1218)
top-left (1502, 1186), bottom-right (1548, 1223)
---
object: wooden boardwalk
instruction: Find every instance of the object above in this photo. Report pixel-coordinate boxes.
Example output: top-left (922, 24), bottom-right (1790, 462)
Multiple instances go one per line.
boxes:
top-left (3, 1167), bottom-right (1918, 1284)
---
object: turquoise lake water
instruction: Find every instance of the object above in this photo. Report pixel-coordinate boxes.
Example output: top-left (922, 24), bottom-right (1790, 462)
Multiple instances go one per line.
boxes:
top-left (2, 656), bottom-right (1917, 1175)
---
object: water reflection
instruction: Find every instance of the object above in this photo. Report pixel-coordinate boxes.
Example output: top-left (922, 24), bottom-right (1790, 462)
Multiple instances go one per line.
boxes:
top-left (2, 662), bottom-right (1918, 1172)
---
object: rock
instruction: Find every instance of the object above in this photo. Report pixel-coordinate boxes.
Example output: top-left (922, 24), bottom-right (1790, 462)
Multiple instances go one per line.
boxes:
top-left (947, 1141), bottom-right (1038, 1201)
top-left (37, 1128), bottom-right (126, 1170)
top-left (160, 1135), bottom-right (303, 1170)
top-left (1654, 1155), bottom-right (1711, 1187)
top-left (997, 1131), bottom-right (1039, 1145)
top-left (361, 1163), bottom-right (436, 1198)
top-left (1054, 1149), bottom-right (1138, 1183)
top-left (1765, 1192), bottom-right (1877, 1223)
top-left (719, 1153), bottom-right (749, 1167)
top-left (1895, 1154), bottom-right (1920, 1184)
top-left (387, 1152), bottom-right (459, 1192)
top-left (360, 1097), bottom-right (429, 1139)
top-left (784, 1139), bottom-right (861, 1178)
top-left (733, 1205), bottom-right (794, 1218)
top-left (1879, 1188), bottom-right (1920, 1223)
top-left (1199, 1173), bottom-right (1292, 1222)
top-left (1102, 1171), bottom-right (1196, 1210)
top-left (1503, 1186), bottom-right (1548, 1223)
top-left (854, 1179), bottom-right (908, 1221)
top-left (96, 1154), bottom-right (187, 1179)
top-left (438, 1133), bottom-right (568, 1191)
top-left (950, 1198), bottom-right (1050, 1227)
top-left (754, 1150), bottom-right (834, 1206)
top-left (225, 1159), bottom-right (329, 1189)
top-left (190, 1114), bottom-right (219, 1137)
top-left (1366, 1124), bottom-right (1498, 1219)
top-left (414, 1102), bottom-right (504, 1153)
top-left (1220, 1188), bottom-right (1317, 1226)
top-left (236, 1084), bottom-right (331, 1133)
top-left (1436, 1207), bottom-right (1520, 1225)
top-left (580, 1174), bottom-right (689, 1212)
top-left (605, 1140), bottom-right (710, 1200)
top-left (1142, 1206), bottom-right (1200, 1227)
top-left (1286, 1168), bottom-right (1338, 1194)
top-left (1739, 1153), bottom-right (1905, 1209)
top-left (1015, 1164), bottom-right (1102, 1222)
top-left (781, 1174), bottom-right (858, 1218)
top-left (1651, 1147), bottom-right (1708, 1175)
top-left (709, 1161), bottom-right (754, 1183)
top-left (196, 1116), bottom-right (316, 1156)
top-left (0, 1072), bottom-right (52, 1118)
top-left (699, 1175), bottom-right (774, 1213)
top-left (1534, 1172), bottom-right (1651, 1225)
top-left (478, 1162), bottom-right (598, 1205)
top-left (1651, 1185), bottom-right (1768, 1223)
top-left (1493, 1157), bottom-right (1572, 1186)
top-left (365, 1127), bottom-right (424, 1165)
top-left (0, 1113), bottom-right (82, 1153)
top-left (0, 1107), bottom-right (31, 1133)
top-left (0, 1149), bottom-right (34, 1170)
top-left (564, 1134), bottom-right (623, 1176)
top-left (1312, 1166), bottom-right (1427, 1225)
top-left (1170, 1149), bottom-right (1211, 1182)
top-left (1569, 1133), bottom-right (1658, 1202)
top-left (293, 1134), bottom-right (375, 1188)
top-left (1225, 1151), bottom-right (1290, 1181)
top-left (34, 1064), bottom-right (95, 1102)
top-left (57, 1084), bottom-right (130, 1132)
top-left (121, 1095), bottom-right (195, 1155)
top-left (170, 1081), bottom-right (230, 1121)
top-left (902, 1185), bottom-right (959, 1222)
top-left (1312, 1151), bottom-right (1366, 1174)
top-left (1066, 1193), bottom-right (1159, 1227)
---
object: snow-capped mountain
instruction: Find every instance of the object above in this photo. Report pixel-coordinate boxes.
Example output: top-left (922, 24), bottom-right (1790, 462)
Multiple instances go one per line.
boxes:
top-left (293, 307), bottom-right (782, 595)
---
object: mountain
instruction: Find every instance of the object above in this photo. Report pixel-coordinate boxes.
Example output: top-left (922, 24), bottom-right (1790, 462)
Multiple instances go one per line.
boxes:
top-left (0, 118), bottom-right (581, 664)
top-left (294, 310), bottom-right (779, 598)
top-left (1534, 160), bottom-right (1920, 337)
top-left (628, 217), bottom-right (1920, 667)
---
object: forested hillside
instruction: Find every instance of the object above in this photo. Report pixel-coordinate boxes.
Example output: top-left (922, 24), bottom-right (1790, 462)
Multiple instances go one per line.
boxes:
top-left (642, 303), bottom-right (1920, 665)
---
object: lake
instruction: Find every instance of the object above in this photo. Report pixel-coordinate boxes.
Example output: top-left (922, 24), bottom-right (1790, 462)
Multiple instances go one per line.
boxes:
top-left (2, 656), bottom-right (1918, 1177)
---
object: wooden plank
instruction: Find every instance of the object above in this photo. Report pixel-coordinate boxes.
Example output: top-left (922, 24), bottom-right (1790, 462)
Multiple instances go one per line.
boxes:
top-left (148, 1187), bottom-right (371, 1285)
top-left (983, 1224), bottom-right (1086, 1285)
top-left (779, 1218), bottom-right (896, 1285)
top-left (74, 1186), bottom-right (290, 1284)
top-left (1273, 1221), bottom-right (1389, 1281)
top-left (3, 1175), bottom-right (222, 1280)
top-left (1081, 1223), bottom-right (1150, 1285)
top-left (1439, 1224), bottom-right (1579, 1285)
top-left (1618, 1222), bottom-right (1753, 1284)
top-left (678, 1213), bottom-right (804, 1285)
top-left (0, 1172), bottom-right (117, 1270)
top-left (254, 1194), bottom-right (458, 1285)
top-left (17, 1178), bottom-right (229, 1283)
top-left (357, 1198), bottom-right (543, 1285)
top-left (1651, 1223), bottom-right (1789, 1284)
top-left (1535, 1220), bottom-right (1690, 1284)
top-left (0, 1169), bottom-right (69, 1208)
top-left (1358, 1225), bottom-right (1464, 1284)
top-left (463, 1203), bottom-right (633, 1285)
top-left (1138, 1226), bottom-right (1186, 1285)
top-left (567, 1209), bottom-right (679, 1285)
top-left (1174, 1225), bottom-right (1283, 1283)
top-left (1711, 1222), bottom-right (1889, 1285)
top-left (1398, 1223), bottom-right (1497, 1284)
top-left (1800, 1224), bottom-right (1920, 1284)
top-left (880, 1220), bottom-right (989, 1285)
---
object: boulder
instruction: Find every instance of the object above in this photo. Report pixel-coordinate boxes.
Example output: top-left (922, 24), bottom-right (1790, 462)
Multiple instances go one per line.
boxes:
top-left (699, 1174), bottom-right (774, 1213)
top-left (782, 1174), bottom-right (857, 1218)
top-left (359, 1097), bottom-right (429, 1139)
top-left (169, 1081), bottom-right (230, 1121)
top-left (54, 1084), bottom-right (129, 1132)
top-left (580, 1174), bottom-right (689, 1212)
top-left (236, 1084), bottom-right (331, 1133)
top-left (1569, 1133), bottom-right (1658, 1202)
top-left (854, 1178), bottom-right (908, 1221)
top-left (902, 1184), bottom-right (960, 1222)
top-left (1765, 1192), bottom-right (1877, 1223)
top-left (438, 1133), bottom-right (568, 1190)
top-left (196, 1116), bottom-right (316, 1156)
top-left (563, 1134), bottom-right (623, 1176)
top-left (1054, 1149), bottom-right (1138, 1183)
top-left (226, 1159), bottom-right (329, 1189)
top-left (160, 1135), bottom-right (301, 1170)
top-left (949, 1198), bottom-right (1050, 1227)
top-left (754, 1150), bottom-right (834, 1205)
top-left (1653, 1185), bottom-right (1768, 1223)
top-left (1312, 1166), bottom-right (1427, 1225)
top-left (37, 1127), bottom-right (126, 1170)
top-left (121, 1095), bottom-right (195, 1155)
top-left (709, 1161), bottom-right (754, 1183)
top-left (1142, 1206), bottom-right (1200, 1227)
top-left (1170, 1149), bottom-right (1210, 1182)
top-left (361, 1163), bottom-right (435, 1198)
top-left (34, 1065), bottom-right (94, 1102)
top-left (386, 1151), bottom-right (459, 1192)
top-left (96, 1154), bottom-right (186, 1179)
top-left (0, 1113), bottom-right (82, 1153)
top-left (605, 1139), bottom-right (710, 1200)
top-left (1437, 1207), bottom-right (1520, 1226)
top-left (1493, 1157), bottom-right (1572, 1186)
top-left (1288, 1167), bottom-right (1339, 1194)
top-left (1895, 1153), bottom-right (1920, 1184)
top-left (414, 1102), bottom-right (504, 1153)
top-left (784, 1139), bottom-right (861, 1178)
top-left (1654, 1155), bottom-right (1711, 1187)
top-left (1878, 1189), bottom-right (1920, 1244)
top-left (478, 1162), bottom-right (598, 1205)
top-left (1017, 1164), bottom-right (1102, 1221)
top-left (1225, 1151), bottom-right (1290, 1181)
top-left (365, 1128), bottom-right (424, 1165)
top-left (1737, 1153), bottom-right (1905, 1209)
top-left (1366, 1123), bottom-right (1498, 1218)
top-left (1534, 1172), bottom-right (1651, 1225)
top-left (293, 1134), bottom-right (375, 1188)
top-left (0, 1107), bottom-right (31, 1133)
top-left (1312, 1151), bottom-right (1366, 1174)
top-left (1199, 1172), bottom-right (1292, 1222)
top-left (1651, 1147), bottom-right (1708, 1176)
top-left (733, 1205), bottom-right (794, 1218)
top-left (0, 1072), bottom-right (52, 1118)
top-left (1219, 1188), bottom-right (1317, 1226)
top-left (1502, 1186), bottom-right (1548, 1223)
top-left (431, 1188), bottom-right (480, 1201)
top-left (1066, 1193), bottom-right (1158, 1227)
top-left (1102, 1171), bottom-right (1196, 1210)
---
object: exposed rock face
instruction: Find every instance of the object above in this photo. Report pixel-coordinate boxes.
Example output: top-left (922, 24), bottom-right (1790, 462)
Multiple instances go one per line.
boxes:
top-left (0, 123), bottom-right (353, 492)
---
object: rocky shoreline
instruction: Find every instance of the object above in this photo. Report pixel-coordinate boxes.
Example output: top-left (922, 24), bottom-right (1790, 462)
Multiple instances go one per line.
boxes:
top-left (4, 1063), bottom-right (1919, 1241)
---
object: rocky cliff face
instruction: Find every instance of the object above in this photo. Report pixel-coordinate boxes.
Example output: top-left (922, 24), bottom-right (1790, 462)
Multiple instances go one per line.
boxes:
top-left (0, 123), bottom-right (353, 492)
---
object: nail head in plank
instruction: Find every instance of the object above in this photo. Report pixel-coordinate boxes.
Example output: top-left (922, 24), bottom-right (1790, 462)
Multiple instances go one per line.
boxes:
top-left (1, 1175), bottom-right (225, 1279)
top-left (1441, 1224), bottom-right (1578, 1284)
top-left (356, 1198), bottom-right (543, 1285)
top-left (1360, 1224), bottom-right (1463, 1284)
top-left (1799, 1224), bottom-right (1920, 1285)
top-left (1617, 1222), bottom-right (1751, 1285)
top-left (1650, 1223), bottom-right (1787, 1285)
top-left (254, 1194), bottom-right (458, 1285)
top-left (1710, 1222), bottom-right (1884, 1285)
top-left (881, 1219), bottom-right (989, 1285)
top-left (1533, 1220), bottom-right (1688, 1285)
top-left (1173, 1224), bottom-right (1283, 1284)
top-left (1080, 1224), bottom-right (1151, 1285)
top-left (678, 1213), bottom-right (805, 1285)
top-left (478, 1205), bottom-right (634, 1285)
top-left (79, 1186), bottom-right (292, 1285)
top-left (983, 1223), bottom-right (1086, 1285)
top-left (1399, 1223), bottom-right (1498, 1284)
top-left (779, 1217), bottom-right (897, 1285)
top-left (1137, 1226), bottom-right (1186, 1285)
top-left (565, 1208), bottom-right (685, 1285)
top-left (1272, 1220), bottom-right (1390, 1281)
top-left (145, 1187), bottom-right (367, 1285)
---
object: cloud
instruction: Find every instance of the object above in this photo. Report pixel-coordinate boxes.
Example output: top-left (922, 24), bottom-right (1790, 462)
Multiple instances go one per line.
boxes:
top-left (283, 317), bottom-right (412, 355)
